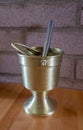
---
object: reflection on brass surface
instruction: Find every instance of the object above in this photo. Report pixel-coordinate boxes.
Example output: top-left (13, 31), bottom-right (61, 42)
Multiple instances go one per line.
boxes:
top-left (18, 47), bottom-right (63, 116)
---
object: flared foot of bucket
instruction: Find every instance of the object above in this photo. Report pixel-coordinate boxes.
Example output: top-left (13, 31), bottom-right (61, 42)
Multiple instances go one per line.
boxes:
top-left (24, 92), bottom-right (57, 116)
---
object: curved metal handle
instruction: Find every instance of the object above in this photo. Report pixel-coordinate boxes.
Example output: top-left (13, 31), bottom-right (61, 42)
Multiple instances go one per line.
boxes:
top-left (41, 59), bottom-right (47, 66)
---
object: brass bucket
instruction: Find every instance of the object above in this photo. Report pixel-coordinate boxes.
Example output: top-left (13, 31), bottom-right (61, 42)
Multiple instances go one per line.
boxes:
top-left (18, 47), bottom-right (63, 116)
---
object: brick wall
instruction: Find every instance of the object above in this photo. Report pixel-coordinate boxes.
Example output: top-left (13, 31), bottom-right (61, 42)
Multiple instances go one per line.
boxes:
top-left (0, 0), bottom-right (83, 89)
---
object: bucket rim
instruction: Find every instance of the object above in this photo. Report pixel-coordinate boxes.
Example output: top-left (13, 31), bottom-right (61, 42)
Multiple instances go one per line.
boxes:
top-left (18, 47), bottom-right (64, 59)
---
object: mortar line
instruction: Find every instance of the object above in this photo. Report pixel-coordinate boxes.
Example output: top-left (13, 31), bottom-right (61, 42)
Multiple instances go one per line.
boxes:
top-left (76, 0), bottom-right (82, 26)
top-left (73, 59), bottom-right (77, 80)
top-left (0, 0), bottom-right (79, 7)
top-left (0, 26), bottom-right (83, 32)
top-left (0, 73), bottom-right (21, 76)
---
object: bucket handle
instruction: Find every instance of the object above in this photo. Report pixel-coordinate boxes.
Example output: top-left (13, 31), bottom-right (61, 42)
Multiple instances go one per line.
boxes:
top-left (41, 59), bottom-right (47, 66)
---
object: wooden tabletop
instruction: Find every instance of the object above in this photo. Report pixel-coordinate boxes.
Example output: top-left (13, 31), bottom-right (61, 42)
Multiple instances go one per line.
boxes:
top-left (0, 83), bottom-right (83, 130)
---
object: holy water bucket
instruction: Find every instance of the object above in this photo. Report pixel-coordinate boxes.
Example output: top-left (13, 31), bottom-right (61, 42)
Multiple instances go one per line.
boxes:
top-left (18, 47), bottom-right (63, 116)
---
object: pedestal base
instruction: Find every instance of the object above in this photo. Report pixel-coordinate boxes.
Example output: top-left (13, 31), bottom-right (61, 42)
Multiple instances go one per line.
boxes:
top-left (24, 91), bottom-right (57, 116)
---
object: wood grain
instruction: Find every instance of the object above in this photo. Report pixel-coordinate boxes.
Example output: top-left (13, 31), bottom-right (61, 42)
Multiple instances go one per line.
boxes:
top-left (0, 83), bottom-right (83, 130)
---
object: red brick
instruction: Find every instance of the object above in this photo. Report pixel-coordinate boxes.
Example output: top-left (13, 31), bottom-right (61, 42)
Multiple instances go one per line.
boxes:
top-left (26, 32), bottom-right (45, 47)
top-left (0, 2), bottom-right (77, 27)
top-left (0, 75), bottom-right (22, 83)
top-left (0, 54), bottom-right (21, 74)
top-left (74, 81), bottom-right (83, 90)
top-left (58, 78), bottom-right (73, 88)
top-left (76, 59), bottom-right (83, 80)
top-left (26, 30), bottom-right (83, 55)
top-left (0, 30), bottom-right (22, 51)
top-left (53, 31), bottom-right (83, 55)
top-left (60, 57), bottom-right (73, 78)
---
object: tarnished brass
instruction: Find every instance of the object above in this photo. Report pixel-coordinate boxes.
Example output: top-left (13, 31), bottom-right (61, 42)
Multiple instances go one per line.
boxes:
top-left (18, 47), bottom-right (63, 116)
